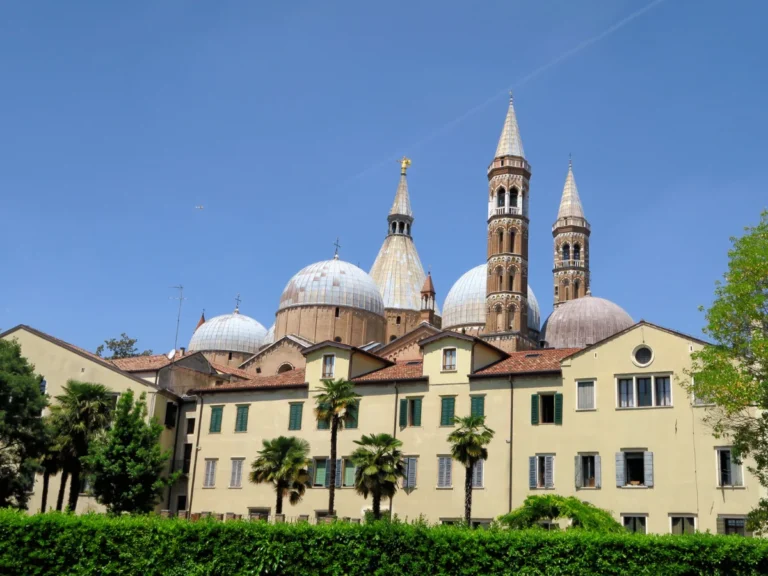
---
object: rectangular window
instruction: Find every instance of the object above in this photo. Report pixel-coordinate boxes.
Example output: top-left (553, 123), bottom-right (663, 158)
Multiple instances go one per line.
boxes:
top-left (472, 460), bottom-right (484, 489)
top-left (345, 400), bottom-right (359, 429)
top-left (322, 355), bottom-right (335, 378)
top-left (671, 516), bottom-right (695, 535)
top-left (400, 397), bottom-right (422, 427)
top-left (655, 376), bottom-right (672, 406)
top-left (717, 448), bottom-right (744, 487)
top-left (637, 377), bottom-right (652, 407)
top-left (230, 458), bottom-right (244, 488)
top-left (288, 403), bottom-right (303, 431)
top-left (618, 378), bottom-right (634, 408)
top-left (437, 456), bottom-right (452, 488)
top-left (470, 396), bottom-right (485, 418)
top-left (203, 459), bottom-right (217, 488)
top-left (623, 516), bottom-right (647, 534)
top-left (164, 401), bottom-right (178, 428)
top-left (540, 394), bottom-right (555, 424)
top-left (576, 454), bottom-right (600, 488)
top-left (440, 397), bottom-right (456, 426)
top-left (182, 443), bottom-right (193, 474)
top-left (723, 518), bottom-right (747, 536)
top-left (176, 494), bottom-right (187, 512)
top-left (235, 405), bottom-right (249, 432)
top-left (186, 418), bottom-right (196, 435)
top-left (209, 406), bottom-right (223, 433)
top-left (529, 455), bottom-right (555, 489)
top-left (343, 459), bottom-right (356, 488)
top-left (577, 381), bottom-right (595, 410)
top-left (313, 458), bottom-right (328, 487)
top-left (442, 348), bottom-right (457, 371)
top-left (403, 457), bottom-right (418, 489)
top-left (39, 378), bottom-right (47, 396)
top-left (617, 451), bottom-right (654, 487)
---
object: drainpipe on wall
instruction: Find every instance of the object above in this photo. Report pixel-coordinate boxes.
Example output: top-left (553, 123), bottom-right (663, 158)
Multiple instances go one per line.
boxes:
top-left (508, 374), bottom-right (514, 513)
top-left (165, 397), bottom-right (183, 509)
top-left (391, 381), bottom-right (399, 521)
top-left (186, 395), bottom-right (204, 513)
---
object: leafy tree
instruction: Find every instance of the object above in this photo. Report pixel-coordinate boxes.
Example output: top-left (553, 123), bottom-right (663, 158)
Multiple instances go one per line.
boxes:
top-left (0, 339), bottom-right (47, 509)
top-left (498, 495), bottom-right (624, 532)
top-left (49, 381), bottom-right (113, 511)
top-left (314, 379), bottom-right (360, 516)
top-left (95, 333), bottom-right (152, 359)
top-left (84, 390), bottom-right (177, 514)
top-left (682, 210), bottom-right (768, 533)
top-left (448, 415), bottom-right (494, 525)
top-left (351, 433), bottom-right (406, 521)
top-left (249, 436), bottom-right (310, 515)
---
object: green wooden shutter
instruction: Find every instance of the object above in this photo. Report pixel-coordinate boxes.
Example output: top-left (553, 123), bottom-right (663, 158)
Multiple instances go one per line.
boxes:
top-left (344, 461), bottom-right (356, 487)
top-left (471, 396), bottom-right (485, 417)
top-left (412, 398), bottom-right (422, 426)
top-left (289, 403), bottom-right (303, 430)
top-left (210, 406), bottom-right (223, 433)
top-left (399, 398), bottom-right (408, 427)
top-left (530, 394), bottom-right (539, 425)
top-left (440, 397), bottom-right (455, 426)
top-left (317, 402), bottom-right (330, 430)
top-left (346, 401), bottom-right (359, 429)
top-left (235, 405), bottom-right (249, 432)
top-left (554, 393), bottom-right (563, 425)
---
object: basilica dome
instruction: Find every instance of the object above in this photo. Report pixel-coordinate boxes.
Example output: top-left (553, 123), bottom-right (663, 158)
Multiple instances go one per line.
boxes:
top-left (188, 310), bottom-right (268, 354)
top-left (263, 323), bottom-right (275, 346)
top-left (541, 296), bottom-right (633, 349)
top-left (442, 264), bottom-right (541, 333)
top-left (278, 257), bottom-right (385, 316)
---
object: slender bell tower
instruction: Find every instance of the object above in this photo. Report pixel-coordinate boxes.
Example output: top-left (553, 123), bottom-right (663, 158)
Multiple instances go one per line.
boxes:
top-left (552, 158), bottom-right (591, 307)
top-left (484, 93), bottom-right (535, 351)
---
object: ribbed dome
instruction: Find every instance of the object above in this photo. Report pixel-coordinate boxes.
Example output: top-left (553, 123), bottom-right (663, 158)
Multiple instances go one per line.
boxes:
top-left (541, 296), bottom-right (633, 349)
top-left (188, 311), bottom-right (268, 354)
top-left (278, 258), bottom-right (385, 316)
top-left (263, 323), bottom-right (275, 345)
top-left (442, 264), bottom-right (541, 332)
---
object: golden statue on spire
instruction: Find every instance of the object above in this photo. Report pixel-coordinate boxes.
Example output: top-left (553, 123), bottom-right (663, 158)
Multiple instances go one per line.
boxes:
top-left (398, 156), bottom-right (412, 175)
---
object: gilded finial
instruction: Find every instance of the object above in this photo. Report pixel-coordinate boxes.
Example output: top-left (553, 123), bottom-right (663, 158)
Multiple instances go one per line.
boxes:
top-left (398, 156), bottom-right (412, 175)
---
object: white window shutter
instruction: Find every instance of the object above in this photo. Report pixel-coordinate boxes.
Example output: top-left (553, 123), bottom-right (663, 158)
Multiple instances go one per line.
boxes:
top-left (574, 456), bottom-right (582, 488)
top-left (731, 453), bottom-right (744, 487)
top-left (407, 458), bottom-right (417, 488)
top-left (472, 460), bottom-right (483, 488)
top-left (445, 457), bottom-right (452, 487)
top-left (595, 455), bottom-right (602, 489)
top-left (544, 456), bottom-right (554, 489)
top-left (438, 457), bottom-right (445, 488)
top-left (643, 452), bottom-right (654, 487)
top-left (615, 453), bottom-right (625, 487)
top-left (529, 457), bottom-right (536, 489)
top-left (335, 459), bottom-right (342, 488)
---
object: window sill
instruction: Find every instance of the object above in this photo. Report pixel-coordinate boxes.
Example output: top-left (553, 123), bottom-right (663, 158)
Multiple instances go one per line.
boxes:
top-left (208, 431), bottom-right (221, 434)
top-left (228, 486), bottom-right (242, 490)
top-left (234, 431), bottom-right (248, 434)
top-left (616, 406), bottom-right (674, 411)
top-left (575, 408), bottom-right (597, 412)
top-left (576, 486), bottom-right (600, 490)
top-left (441, 369), bottom-right (457, 373)
top-left (620, 485), bottom-right (651, 489)
top-left (202, 486), bottom-right (216, 489)
top-left (436, 487), bottom-right (453, 490)
top-left (532, 487), bottom-right (556, 491)
top-left (717, 485), bottom-right (746, 490)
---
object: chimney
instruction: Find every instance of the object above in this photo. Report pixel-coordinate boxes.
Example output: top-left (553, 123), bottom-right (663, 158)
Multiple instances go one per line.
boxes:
top-left (179, 347), bottom-right (186, 356)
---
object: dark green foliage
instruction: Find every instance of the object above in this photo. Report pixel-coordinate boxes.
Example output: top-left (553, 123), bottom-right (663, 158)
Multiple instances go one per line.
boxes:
top-left (249, 436), bottom-right (310, 515)
top-left (95, 333), bottom-right (152, 359)
top-left (84, 390), bottom-right (177, 514)
top-left (351, 433), bottom-right (406, 520)
top-left (1, 511), bottom-right (768, 575)
top-left (0, 339), bottom-right (47, 509)
top-left (499, 495), bottom-right (624, 533)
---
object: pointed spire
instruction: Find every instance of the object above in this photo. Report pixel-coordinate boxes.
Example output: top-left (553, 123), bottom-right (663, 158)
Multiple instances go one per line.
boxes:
top-left (557, 157), bottom-right (585, 219)
top-left (495, 92), bottom-right (525, 159)
top-left (389, 156), bottom-right (413, 218)
top-left (195, 310), bottom-right (206, 331)
top-left (420, 271), bottom-right (435, 296)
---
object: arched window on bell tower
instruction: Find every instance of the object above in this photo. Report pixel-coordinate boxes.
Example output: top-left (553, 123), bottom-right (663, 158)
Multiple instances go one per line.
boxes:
top-left (508, 269), bottom-right (515, 291)
top-left (510, 187), bottom-right (519, 208)
top-left (562, 243), bottom-right (570, 262)
top-left (574, 243), bottom-right (581, 262)
top-left (574, 279), bottom-right (581, 298)
top-left (509, 230), bottom-right (516, 253)
top-left (497, 188), bottom-right (506, 208)
top-left (508, 306), bottom-right (516, 330)
top-left (497, 229), bottom-right (504, 252)
top-left (497, 269), bottom-right (504, 291)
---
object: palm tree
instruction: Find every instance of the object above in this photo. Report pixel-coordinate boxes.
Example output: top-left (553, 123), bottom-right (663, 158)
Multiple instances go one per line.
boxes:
top-left (448, 415), bottom-right (495, 525)
top-left (350, 433), bottom-right (406, 521)
top-left (49, 380), bottom-right (114, 511)
top-left (314, 378), bottom-right (360, 516)
top-left (249, 436), bottom-right (311, 515)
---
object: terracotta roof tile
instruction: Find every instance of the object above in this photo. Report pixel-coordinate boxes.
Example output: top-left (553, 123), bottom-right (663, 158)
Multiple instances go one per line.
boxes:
top-left (472, 348), bottom-right (580, 377)
top-left (111, 354), bottom-right (176, 372)
top-left (209, 361), bottom-right (252, 380)
top-left (194, 369), bottom-right (307, 394)
top-left (354, 361), bottom-right (425, 383)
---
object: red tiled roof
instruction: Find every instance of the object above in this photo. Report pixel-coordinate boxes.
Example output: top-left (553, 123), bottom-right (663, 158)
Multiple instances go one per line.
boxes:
top-left (472, 348), bottom-right (581, 377)
top-left (193, 369), bottom-right (307, 394)
top-left (209, 361), bottom-right (252, 380)
top-left (354, 361), bottom-right (425, 383)
top-left (111, 353), bottom-right (178, 372)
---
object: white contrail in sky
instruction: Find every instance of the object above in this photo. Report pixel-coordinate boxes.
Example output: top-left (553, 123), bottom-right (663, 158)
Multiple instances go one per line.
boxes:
top-left (344, 0), bottom-right (667, 184)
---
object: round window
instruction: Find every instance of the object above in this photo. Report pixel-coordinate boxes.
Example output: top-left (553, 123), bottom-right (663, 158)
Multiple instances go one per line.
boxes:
top-left (634, 346), bottom-right (653, 365)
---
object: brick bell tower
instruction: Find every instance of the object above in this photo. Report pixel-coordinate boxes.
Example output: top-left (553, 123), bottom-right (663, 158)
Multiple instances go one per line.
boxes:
top-left (552, 158), bottom-right (591, 307)
top-left (484, 94), bottom-right (536, 351)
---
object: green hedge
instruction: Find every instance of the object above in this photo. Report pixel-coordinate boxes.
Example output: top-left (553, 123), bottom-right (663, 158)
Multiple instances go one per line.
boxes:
top-left (1, 510), bottom-right (768, 576)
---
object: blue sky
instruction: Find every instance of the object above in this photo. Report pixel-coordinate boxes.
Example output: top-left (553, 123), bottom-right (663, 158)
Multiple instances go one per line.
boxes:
top-left (1, 0), bottom-right (766, 354)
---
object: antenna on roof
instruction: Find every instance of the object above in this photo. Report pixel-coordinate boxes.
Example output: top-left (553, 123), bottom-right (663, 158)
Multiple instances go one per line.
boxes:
top-left (167, 348), bottom-right (176, 361)
top-left (170, 285), bottom-right (186, 353)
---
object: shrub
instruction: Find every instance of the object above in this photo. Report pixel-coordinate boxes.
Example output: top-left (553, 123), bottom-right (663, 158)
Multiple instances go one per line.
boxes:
top-left (498, 494), bottom-right (624, 533)
top-left (1, 509), bottom-right (768, 575)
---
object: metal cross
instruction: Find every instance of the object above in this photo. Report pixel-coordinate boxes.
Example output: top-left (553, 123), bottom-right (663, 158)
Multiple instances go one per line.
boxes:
top-left (234, 293), bottom-right (242, 311)
top-left (333, 237), bottom-right (342, 257)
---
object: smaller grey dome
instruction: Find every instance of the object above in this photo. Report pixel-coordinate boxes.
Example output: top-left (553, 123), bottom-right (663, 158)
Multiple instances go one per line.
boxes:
top-left (189, 310), bottom-right (268, 354)
top-left (541, 296), bottom-right (633, 349)
top-left (263, 323), bottom-right (275, 346)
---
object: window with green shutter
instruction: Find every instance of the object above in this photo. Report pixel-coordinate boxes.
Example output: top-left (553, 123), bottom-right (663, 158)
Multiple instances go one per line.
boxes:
top-left (288, 403), bottom-right (303, 431)
top-left (345, 401), bottom-right (359, 429)
top-left (471, 396), bottom-right (485, 417)
top-left (554, 393), bottom-right (563, 425)
top-left (317, 402), bottom-right (330, 430)
top-left (530, 394), bottom-right (539, 425)
top-left (399, 398), bottom-right (408, 427)
top-left (440, 397), bottom-right (455, 426)
top-left (209, 406), bottom-right (223, 433)
top-left (235, 405), bottom-right (249, 432)
top-left (312, 458), bottom-right (327, 487)
top-left (343, 459), bottom-right (356, 487)
top-left (411, 398), bottom-right (422, 426)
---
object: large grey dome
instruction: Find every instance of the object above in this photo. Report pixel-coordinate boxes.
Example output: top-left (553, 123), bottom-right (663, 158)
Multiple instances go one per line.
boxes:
top-left (442, 264), bottom-right (541, 332)
top-left (189, 310), bottom-right (268, 354)
top-left (541, 296), bottom-right (633, 349)
top-left (278, 257), bottom-right (385, 316)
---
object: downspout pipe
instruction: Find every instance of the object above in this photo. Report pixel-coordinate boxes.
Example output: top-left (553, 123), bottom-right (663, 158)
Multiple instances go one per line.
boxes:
top-left (186, 394), bottom-right (204, 514)
top-left (508, 374), bottom-right (514, 513)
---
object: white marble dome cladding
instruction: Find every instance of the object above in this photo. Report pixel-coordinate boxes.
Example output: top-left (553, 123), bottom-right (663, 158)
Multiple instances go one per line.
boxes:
top-left (278, 258), bottom-right (385, 316)
top-left (263, 323), bottom-right (275, 345)
top-left (442, 264), bottom-right (541, 332)
top-left (188, 312), bottom-right (268, 354)
top-left (541, 296), bottom-right (633, 349)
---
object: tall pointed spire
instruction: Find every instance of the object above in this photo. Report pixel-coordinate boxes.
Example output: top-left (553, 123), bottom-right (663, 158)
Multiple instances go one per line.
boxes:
top-left (557, 157), bottom-right (585, 219)
top-left (495, 92), bottom-right (525, 159)
top-left (195, 310), bottom-right (206, 331)
top-left (389, 156), bottom-right (413, 218)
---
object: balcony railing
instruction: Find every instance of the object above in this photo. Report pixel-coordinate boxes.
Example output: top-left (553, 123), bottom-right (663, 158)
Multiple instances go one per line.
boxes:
top-left (490, 206), bottom-right (522, 217)
top-left (555, 259), bottom-right (585, 269)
